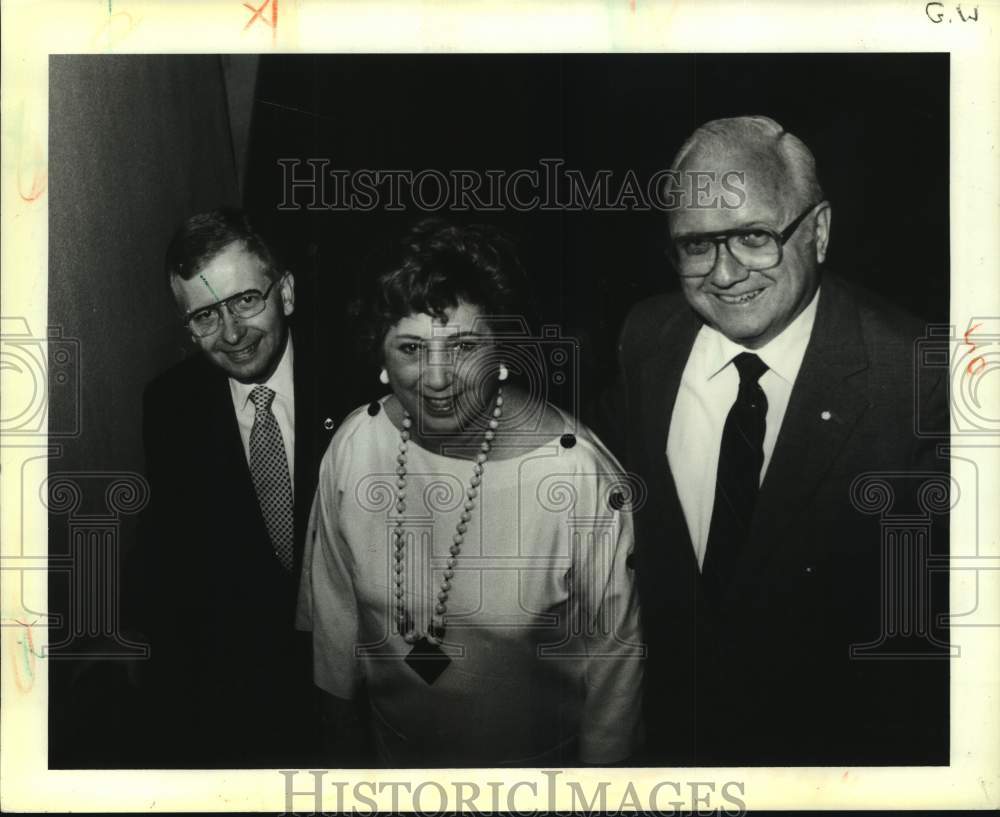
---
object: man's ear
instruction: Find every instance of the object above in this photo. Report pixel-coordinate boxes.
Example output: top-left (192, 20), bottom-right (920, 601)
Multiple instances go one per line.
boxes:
top-left (280, 271), bottom-right (296, 317)
top-left (814, 202), bottom-right (832, 264)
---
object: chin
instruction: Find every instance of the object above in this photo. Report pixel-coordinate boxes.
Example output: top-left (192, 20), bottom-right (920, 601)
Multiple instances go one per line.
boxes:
top-left (719, 324), bottom-right (767, 345)
top-left (706, 310), bottom-right (771, 344)
top-left (413, 414), bottom-right (461, 436)
top-left (219, 356), bottom-right (269, 384)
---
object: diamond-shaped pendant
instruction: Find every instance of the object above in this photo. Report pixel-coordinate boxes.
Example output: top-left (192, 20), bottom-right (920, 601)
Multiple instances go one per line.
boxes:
top-left (405, 638), bottom-right (451, 684)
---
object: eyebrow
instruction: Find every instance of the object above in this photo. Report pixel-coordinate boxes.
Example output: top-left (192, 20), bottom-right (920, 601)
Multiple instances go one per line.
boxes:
top-left (673, 221), bottom-right (775, 239)
top-left (393, 331), bottom-right (486, 341)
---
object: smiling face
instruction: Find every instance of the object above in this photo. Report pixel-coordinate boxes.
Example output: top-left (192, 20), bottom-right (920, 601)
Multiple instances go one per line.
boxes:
top-left (670, 147), bottom-right (829, 348)
top-left (170, 241), bottom-right (295, 383)
top-left (382, 300), bottom-right (501, 439)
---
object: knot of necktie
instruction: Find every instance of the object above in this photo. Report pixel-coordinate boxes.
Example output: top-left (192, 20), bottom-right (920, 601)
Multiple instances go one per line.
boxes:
top-left (732, 352), bottom-right (767, 386)
top-left (250, 384), bottom-right (276, 414)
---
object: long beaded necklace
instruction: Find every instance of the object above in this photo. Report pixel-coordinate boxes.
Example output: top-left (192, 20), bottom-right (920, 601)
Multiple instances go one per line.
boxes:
top-left (393, 387), bottom-right (504, 684)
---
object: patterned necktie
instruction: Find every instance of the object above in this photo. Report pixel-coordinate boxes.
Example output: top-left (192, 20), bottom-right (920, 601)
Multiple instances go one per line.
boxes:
top-left (702, 352), bottom-right (768, 592)
top-left (249, 385), bottom-right (294, 572)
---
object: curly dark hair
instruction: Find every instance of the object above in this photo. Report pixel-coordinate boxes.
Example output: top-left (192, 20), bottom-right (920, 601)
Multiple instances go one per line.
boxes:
top-left (360, 219), bottom-right (536, 362)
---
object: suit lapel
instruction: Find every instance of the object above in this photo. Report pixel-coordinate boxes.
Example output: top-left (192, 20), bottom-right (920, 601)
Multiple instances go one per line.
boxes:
top-left (748, 276), bottom-right (870, 562)
top-left (201, 326), bottom-right (329, 576)
top-left (636, 306), bottom-right (702, 576)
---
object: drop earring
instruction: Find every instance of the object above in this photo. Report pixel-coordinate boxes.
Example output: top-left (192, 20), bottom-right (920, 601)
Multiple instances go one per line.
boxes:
top-left (498, 363), bottom-right (509, 382)
top-left (379, 368), bottom-right (390, 385)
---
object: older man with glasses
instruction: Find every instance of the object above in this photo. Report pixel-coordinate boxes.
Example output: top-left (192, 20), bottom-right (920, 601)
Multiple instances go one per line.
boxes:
top-left (134, 208), bottom-right (336, 766)
top-left (603, 116), bottom-right (949, 765)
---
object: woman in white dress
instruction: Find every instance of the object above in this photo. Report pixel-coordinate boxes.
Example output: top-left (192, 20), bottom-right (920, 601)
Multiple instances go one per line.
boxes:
top-left (297, 221), bottom-right (643, 766)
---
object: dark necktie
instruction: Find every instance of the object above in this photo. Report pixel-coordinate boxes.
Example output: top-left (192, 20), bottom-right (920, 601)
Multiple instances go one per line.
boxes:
top-left (702, 352), bottom-right (768, 591)
top-left (249, 385), bottom-right (295, 572)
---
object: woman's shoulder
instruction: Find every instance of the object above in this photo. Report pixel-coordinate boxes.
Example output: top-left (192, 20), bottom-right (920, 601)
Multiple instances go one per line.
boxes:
top-left (321, 398), bottom-right (391, 467)
top-left (512, 408), bottom-right (635, 518)
top-left (549, 406), bottom-right (625, 471)
top-left (503, 401), bottom-right (626, 477)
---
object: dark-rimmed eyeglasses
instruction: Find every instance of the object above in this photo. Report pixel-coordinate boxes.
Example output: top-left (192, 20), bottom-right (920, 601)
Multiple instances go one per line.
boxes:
top-left (183, 278), bottom-right (279, 338)
top-left (669, 202), bottom-right (824, 277)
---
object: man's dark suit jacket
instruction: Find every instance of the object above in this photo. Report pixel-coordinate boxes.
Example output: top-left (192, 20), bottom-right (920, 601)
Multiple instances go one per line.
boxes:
top-left (137, 330), bottom-right (336, 767)
top-left (604, 273), bottom-right (949, 766)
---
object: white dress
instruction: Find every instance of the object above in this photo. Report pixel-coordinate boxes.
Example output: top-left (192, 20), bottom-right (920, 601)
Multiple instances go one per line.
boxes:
top-left (296, 398), bottom-right (643, 766)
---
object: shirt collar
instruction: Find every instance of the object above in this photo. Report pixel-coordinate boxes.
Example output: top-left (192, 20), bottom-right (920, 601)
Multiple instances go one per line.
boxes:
top-left (230, 332), bottom-right (295, 411)
top-left (702, 286), bottom-right (821, 384)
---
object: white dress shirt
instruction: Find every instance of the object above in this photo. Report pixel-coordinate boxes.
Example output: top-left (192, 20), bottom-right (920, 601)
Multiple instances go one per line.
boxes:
top-left (229, 334), bottom-right (296, 497)
top-left (666, 289), bottom-right (820, 569)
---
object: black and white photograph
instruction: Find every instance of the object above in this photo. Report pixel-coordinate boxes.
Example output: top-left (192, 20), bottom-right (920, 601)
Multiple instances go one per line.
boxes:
top-left (2, 1), bottom-right (998, 813)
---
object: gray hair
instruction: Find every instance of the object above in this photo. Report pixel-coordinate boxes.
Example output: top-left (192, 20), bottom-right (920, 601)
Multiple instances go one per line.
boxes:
top-left (672, 115), bottom-right (825, 207)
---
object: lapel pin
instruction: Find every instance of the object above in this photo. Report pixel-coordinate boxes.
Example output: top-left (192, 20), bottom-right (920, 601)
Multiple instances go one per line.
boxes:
top-left (820, 410), bottom-right (832, 421)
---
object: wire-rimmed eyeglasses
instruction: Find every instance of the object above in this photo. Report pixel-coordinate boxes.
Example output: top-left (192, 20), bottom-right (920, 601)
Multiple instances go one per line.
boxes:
top-left (183, 278), bottom-right (279, 337)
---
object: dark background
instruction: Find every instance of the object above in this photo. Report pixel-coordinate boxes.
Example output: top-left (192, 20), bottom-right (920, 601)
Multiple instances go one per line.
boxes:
top-left (47, 53), bottom-right (948, 767)
top-left (245, 53), bottom-right (949, 416)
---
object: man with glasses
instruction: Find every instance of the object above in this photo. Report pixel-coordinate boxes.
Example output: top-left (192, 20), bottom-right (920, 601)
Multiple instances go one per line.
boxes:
top-left (137, 208), bottom-right (332, 765)
top-left (604, 116), bottom-right (948, 764)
